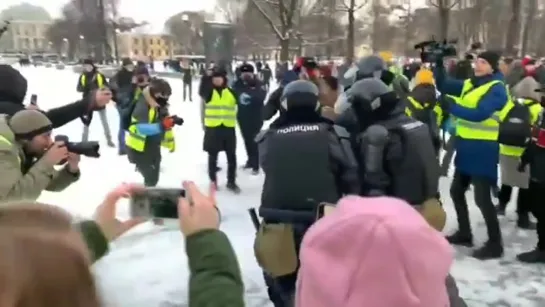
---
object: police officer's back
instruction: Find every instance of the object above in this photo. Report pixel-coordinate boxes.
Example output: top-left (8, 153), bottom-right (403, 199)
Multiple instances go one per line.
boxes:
top-left (348, 78), bottom-right (439, 205)
top-left (257, 80), bottom-right (359, 220)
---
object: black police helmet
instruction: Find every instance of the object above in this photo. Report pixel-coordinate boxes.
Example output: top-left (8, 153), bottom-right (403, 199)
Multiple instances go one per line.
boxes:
top-left (348, 55), bottom-right (386, 80)
top-left (280, 80), bottom-right (320, 111)
top-left (346, 78), bottom-right (393, 112)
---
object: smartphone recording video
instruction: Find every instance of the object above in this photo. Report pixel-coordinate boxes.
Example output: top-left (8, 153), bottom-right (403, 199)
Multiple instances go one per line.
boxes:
top-left (30, 94), bottom-right (37, 105)
top-left (130, 188), bottom-right (185, 219)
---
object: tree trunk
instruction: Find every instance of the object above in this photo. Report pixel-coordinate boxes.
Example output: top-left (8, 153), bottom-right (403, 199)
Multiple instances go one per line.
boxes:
top-left (346, 2), bottom-right (355, 63)
top-left (438, 7), bottom-right (450, 40)
top-left (520, 0), bottom-right (536, 56)
top-left (504, 0), bottom-right (521, 56)
top-left (279, 38), bottom-right (290, 62)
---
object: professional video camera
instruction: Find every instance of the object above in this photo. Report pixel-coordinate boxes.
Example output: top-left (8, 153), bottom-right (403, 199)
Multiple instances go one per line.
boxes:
top-left (55, 135), bottom-right (100, 158)
top-left (414, 36), bottom-right (458, 63)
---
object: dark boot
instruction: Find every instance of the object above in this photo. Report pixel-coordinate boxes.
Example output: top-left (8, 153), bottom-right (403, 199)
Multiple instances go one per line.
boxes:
top-left (446, 231), bottom-right (473, 247)
top-left (471, 241), bottom-right (504, 260)
top-left (517, 215), bottom-right (537, 230)
top-left (226, 182), bottom-right (241, 194)
top-left (517, 248), bottom-right (545, 263)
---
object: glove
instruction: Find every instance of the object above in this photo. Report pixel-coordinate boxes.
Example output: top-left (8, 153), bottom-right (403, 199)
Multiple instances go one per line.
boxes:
top-left (161, 117), bottom-right (175, 130)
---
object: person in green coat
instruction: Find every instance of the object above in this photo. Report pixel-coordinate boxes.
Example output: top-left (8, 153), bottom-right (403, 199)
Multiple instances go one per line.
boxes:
top-left (178, 180), bottom-right (245, 307)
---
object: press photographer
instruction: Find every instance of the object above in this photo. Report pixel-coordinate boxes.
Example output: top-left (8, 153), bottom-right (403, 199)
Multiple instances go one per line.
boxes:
top-left (425, 39), bottom-right (509, 259)
top-left (0, 110), bottom-right (81, 202)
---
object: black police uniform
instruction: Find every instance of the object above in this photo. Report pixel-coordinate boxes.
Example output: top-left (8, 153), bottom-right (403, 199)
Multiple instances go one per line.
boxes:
top-left (348, 78), bottom-right (439, 204)
top-left (256, 80), bottom-right (359, 307)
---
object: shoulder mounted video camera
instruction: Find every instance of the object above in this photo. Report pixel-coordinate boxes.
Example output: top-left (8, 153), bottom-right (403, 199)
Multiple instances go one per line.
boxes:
top-left (414, 36), bottom-right (458, 63)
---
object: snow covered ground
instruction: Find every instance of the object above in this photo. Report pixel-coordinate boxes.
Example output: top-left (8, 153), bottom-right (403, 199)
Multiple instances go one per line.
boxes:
top-left (18, 66), bottom-right (545, 306)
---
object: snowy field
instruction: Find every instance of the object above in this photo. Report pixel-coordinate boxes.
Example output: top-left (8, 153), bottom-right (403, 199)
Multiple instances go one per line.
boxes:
top-left (17, 66), bottom-right (545, 306)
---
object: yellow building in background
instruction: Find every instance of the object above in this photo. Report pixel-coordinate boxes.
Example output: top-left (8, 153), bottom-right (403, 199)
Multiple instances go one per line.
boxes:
top-left (0, 20), bottom-right (52, 52)
top-left (116, 32), bottom-right (173, 60)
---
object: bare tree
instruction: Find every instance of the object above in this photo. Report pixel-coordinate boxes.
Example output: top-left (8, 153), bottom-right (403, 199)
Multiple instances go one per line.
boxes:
top-left (248, 0), bottom-right (316, 61)
top-left (427, 0), bottom-right (460, 40)
top-left (504, 0), bottom-right (521, 55)
top-left (164, 11), bottom-right (206, 54)
top-left (336, 0), bottom-right (368, 62)
top-left (216, 0), bottom-right (248, 22)
top-left (520, 0), bottom-right (536, 56)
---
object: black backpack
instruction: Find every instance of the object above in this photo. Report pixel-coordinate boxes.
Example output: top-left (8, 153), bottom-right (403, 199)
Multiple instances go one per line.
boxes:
top-left (498, 100), bottom-right (537, 147)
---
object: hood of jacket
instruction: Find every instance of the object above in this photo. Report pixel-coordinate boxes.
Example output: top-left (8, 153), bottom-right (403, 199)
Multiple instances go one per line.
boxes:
top-left (512, 76), bottom-right (541, 101)
top-left (296, 196), bottom-right (453, 307)
top-left (0, 64), bottom-right (28, 105)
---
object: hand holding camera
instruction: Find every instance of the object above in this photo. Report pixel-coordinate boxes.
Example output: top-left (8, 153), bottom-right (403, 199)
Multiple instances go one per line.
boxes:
top-left (42, 142), bottom-right (69, 166)
top-left (161, 115), bottom-right (184, 130)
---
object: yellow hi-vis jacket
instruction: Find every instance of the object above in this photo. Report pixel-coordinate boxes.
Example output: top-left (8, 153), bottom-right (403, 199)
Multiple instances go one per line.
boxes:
top-left (125, 107), bottom-right (175, 152)
top-left (80, 74), bottom-right (104, 88)
top-left (452, 79), bottom-right (504, 141)
top-left (204, 89), bottom-right (237, 128)
top-left (499, 98), bottom-right (542, 157)
top-left (405, 96), bottom-right (443, 127)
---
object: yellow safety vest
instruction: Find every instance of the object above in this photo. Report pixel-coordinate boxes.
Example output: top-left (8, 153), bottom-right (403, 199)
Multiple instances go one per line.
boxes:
top-left (204, 89), bottom-right (237, 128)
top-left (454, 79), bottom-right (504, 141)
top-left (125, 108), bottom-right (175, 152)
top-left (499, 98), bottom-right (543, 157)
top-left (80, 74), bottom-right (104, 88)
top-left (405, 96), bottom-right (443, 127)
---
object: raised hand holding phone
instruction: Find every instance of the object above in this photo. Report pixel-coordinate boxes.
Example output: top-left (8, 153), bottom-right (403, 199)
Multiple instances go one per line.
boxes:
top-left (178, 181), bottom-right (220, 237)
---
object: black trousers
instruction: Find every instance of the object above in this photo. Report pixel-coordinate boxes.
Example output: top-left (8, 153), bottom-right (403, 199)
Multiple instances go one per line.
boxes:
top-left (182, 81), bottom-right (192, 101)
top-left (497, 184), bottom-right (531, 217)
top-left (208, 150), bottom-right (237, 184)
top-left (130, 150), bottom-right (161, 187)
top-left (240, 124), bottom-right (261, 171)
top-left (528, 180), bottom-right (545, 250)
top-left (450, 170), bottom-right (502, 243)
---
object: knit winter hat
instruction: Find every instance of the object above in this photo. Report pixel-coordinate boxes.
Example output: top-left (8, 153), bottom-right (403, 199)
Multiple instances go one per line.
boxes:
top-left (478, 51), bottom-right (501, 71)
top-left (296, 196), bottom-right (453, 307)
top-left (9, 110), bottom-right (52, 140)
top-left (0, 64), bottom-right (28, 104)
top-left (415, 68), bottom-right (435, 86)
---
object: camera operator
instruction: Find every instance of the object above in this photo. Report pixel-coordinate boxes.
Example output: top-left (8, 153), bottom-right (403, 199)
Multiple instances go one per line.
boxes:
top-left (126, 78), bottom-right (182, 187)
top-left (0, 64), bottom-right (112, 129)
top-left (432, 48), bottom-right (508, 260)
top-left (0, 110), bottom-right (80, 202)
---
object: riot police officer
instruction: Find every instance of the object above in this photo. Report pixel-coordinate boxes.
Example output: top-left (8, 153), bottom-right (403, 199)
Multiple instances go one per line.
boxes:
top-left (347, 78), bottom-right (440, 205)
top-left (254, 80), bottom-right (359, 307)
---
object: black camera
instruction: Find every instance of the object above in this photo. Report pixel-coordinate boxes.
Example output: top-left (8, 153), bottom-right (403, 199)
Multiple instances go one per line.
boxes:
top-left (414, 36), bottom-right (458, 63)
top-left (55, 135), bottom-right (100, 158)
top-left (171, 115), bottom-right (184, 126)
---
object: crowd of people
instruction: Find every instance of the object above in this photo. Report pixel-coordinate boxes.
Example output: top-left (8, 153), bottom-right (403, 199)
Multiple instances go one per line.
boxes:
top-left (0, 44), bottom-right (543, 306)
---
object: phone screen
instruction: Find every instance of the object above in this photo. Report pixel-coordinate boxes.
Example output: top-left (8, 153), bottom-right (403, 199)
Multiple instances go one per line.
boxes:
top-left (30, 94), bottom-right (37, 105)
top-left (130, 188), bottom-right (185, 219)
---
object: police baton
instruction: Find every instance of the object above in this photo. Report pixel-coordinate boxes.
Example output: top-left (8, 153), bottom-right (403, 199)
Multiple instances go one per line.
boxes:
top-left (248, 208), bottom-right (260, 230)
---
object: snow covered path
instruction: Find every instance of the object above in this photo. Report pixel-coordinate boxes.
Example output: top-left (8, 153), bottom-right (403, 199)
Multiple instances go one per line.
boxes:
top-left (18, 66), bottom-right (545, 306)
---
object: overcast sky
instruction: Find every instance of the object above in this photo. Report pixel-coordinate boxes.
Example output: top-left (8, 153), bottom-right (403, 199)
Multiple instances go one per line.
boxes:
top-left (1, 0), bottom-right (216, 31)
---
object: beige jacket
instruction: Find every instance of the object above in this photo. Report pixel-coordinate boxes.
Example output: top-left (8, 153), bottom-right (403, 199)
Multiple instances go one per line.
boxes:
top-left (0, 116), bottom-right (79, 203)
